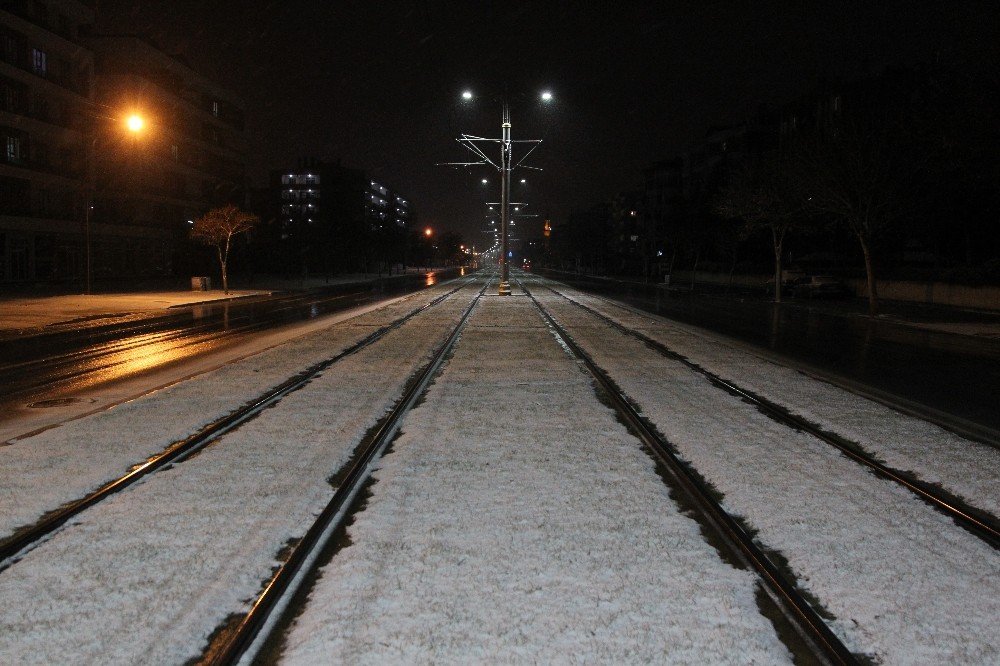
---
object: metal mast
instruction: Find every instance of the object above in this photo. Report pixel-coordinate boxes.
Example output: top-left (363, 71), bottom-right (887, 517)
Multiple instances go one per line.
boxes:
top-left (499, 99), bottom-right (512, 295)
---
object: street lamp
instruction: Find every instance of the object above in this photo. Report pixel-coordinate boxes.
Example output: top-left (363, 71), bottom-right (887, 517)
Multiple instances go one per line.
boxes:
top-left (125, 114), bottom-right (145, 133)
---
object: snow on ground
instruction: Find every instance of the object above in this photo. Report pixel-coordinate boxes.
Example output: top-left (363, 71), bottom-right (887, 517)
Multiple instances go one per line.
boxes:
top-left (0, 284), bottom-right (481, 665)
top-left (533, 285), bottom-right (1000, 663)
top-left (550, 284), bottom-right (1000, 518)
top-left (0, 281), bottom-right (465, 541)
top-left (0, 291), bottom-right (269, 331)
top-left (279, 291), bottom-right (790, 665)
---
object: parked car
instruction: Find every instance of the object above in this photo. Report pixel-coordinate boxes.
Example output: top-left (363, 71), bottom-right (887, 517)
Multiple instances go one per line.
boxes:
top-left (791, 275), bottom-right (853, 299)
top-left (764, 268), bottom-right (807, 291)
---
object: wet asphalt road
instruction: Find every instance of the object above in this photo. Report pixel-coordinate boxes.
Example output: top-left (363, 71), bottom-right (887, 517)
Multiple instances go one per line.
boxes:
top-left (542, 271), bottom-right (1000, 437)
top-left (0, 271), bottom-right (457, 411)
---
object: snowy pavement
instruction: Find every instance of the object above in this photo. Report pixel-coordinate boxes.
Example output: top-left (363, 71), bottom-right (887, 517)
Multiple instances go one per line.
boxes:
top-left (0, 290), bottom-right (269, 332)
top-left (280, 289), bottom-right (790, 664)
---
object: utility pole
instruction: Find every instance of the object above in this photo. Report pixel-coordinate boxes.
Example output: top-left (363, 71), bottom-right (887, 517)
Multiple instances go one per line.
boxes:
top-left (440, 89), bottom-right (549, 296)
top-left (499, 99), bottom-right (512, 295)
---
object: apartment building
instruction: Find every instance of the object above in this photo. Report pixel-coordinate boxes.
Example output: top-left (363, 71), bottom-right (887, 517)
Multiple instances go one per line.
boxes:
top-left (267, 159), bottom-right (413, 274)
top-left (0, 1), bottom-right (248, 285)
top-left (0, 0), bottom-right (93, 282)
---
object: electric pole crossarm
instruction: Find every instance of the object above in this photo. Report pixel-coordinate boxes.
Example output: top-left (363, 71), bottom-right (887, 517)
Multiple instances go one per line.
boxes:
top-left (456, 138), bottom-right (500, 170)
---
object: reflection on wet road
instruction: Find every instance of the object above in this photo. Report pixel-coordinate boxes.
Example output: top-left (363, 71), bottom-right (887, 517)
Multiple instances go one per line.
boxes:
top-left (543, 271), bottom-right (1000, 433)
top-left (0, 271), bottom-right (456, 411)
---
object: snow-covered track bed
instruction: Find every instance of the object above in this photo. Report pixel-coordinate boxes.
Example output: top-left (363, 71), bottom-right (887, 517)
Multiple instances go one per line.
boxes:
top-left (527, 276), bottom-right (1000, 663)
top-left (519, 282), bottom-right (854, 665)
top-left (275, 287), bottom-right (797, 665)
top-left (540, 283), bottom-right (999, 548)
top-left (0, 281), bottom-right (473, 568)
top-left (0, 281), bottom-right (487, 664)
top-left (201, 279), bottom-right (489, 664)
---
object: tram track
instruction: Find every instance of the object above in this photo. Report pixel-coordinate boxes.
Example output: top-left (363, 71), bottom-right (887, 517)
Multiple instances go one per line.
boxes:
top-left (536, 281), bottom-right (999, 549)
top-left (197, 277), bottom-right (491, 665)
top-left (0, 279), bottom-right (475, 570)
top-left (519, 279), bottom-right (857, 666)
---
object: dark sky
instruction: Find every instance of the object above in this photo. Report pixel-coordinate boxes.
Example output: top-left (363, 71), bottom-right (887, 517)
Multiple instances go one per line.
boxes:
top-left (96, 1), bottom-right (999, 244)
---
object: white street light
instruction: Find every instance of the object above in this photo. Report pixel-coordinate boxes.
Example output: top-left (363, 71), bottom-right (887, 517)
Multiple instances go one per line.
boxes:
top-left (541, 91), bottom-right (553, 102)
top-left (462, 90), bottom-right (473, 100)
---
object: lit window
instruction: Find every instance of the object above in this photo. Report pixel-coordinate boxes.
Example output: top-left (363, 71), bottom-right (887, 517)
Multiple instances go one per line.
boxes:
top-left (31, 49), bottom-right (47, 76)
top-left (5, 135), bottom-right (21, 162)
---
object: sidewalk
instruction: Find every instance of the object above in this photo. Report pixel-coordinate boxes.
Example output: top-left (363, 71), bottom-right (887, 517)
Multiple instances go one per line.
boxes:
top-left (0, 291), bottom-right (268, 333)
top-left (0, 268), bottom-right (456, 334)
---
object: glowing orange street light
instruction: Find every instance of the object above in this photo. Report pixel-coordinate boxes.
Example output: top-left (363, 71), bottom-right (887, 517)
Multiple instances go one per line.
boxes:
top-left (125, 114), bottom-right (145, 133)
top-left (424, 227), bottom-right (433, 237)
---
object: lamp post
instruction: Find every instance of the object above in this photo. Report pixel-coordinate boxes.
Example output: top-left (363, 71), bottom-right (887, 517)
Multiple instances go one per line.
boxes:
top-left (83, 199), bottom-right (93, 294)
top-left (84, 112), bottom-right (146, 294)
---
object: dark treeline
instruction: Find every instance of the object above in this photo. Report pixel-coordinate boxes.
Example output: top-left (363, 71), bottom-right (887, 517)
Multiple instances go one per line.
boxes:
top-left (546, 64), bottom-right (1000, 315)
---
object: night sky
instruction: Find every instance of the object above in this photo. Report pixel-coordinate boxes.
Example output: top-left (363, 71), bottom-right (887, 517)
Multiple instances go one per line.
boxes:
top-left (97, 1), bottom-right (999, 243)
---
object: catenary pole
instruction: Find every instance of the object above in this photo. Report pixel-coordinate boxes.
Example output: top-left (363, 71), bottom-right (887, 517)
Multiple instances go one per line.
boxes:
top-left (498, 98), bottom-right (512, 296)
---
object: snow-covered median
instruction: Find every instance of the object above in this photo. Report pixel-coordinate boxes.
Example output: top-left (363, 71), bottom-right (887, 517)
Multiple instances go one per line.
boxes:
top-left (279, 293), bottom-right (790, 665)
top-left (554, 285), bottom-right (1000, 518)
top-left (535, 286), bottom-right (1000, 663)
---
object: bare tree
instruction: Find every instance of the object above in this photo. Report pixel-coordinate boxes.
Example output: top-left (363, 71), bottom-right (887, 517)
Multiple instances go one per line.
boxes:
top-left (796, 115), bottom-right (917, 315)
top-left (190, 205), bottom-right (259, 294)
top-left (715, 153), bottom-right (801, 302)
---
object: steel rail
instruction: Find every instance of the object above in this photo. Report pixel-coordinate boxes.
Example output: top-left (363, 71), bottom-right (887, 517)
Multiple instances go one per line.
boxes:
top-left (541, 283), bottom-right (1000, 550)
top-left (520, 280), bottom-right (858, 666)
top-left (199, 277), bottom-right (491, 665)
top-left (0, 280), bottom-right (473, 569)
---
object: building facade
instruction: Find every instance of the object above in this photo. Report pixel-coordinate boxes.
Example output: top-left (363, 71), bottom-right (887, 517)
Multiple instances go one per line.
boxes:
top-left (0, 1), bottom-right (247, 286)
top-left (0, 0), bottom-right (94, 282)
